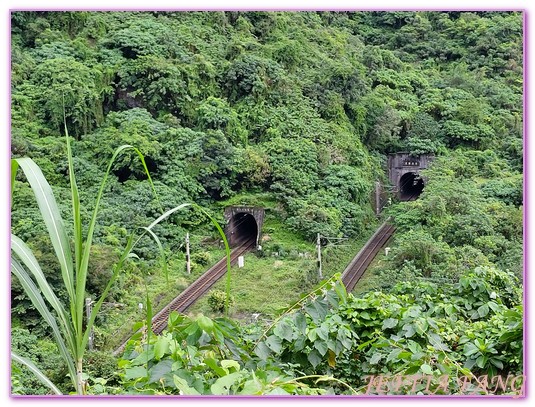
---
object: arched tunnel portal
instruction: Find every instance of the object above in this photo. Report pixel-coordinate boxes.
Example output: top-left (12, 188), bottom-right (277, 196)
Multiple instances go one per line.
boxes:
top-left (399, 172), bottom-right (425, 201)
top-left (224, 206), bottom-right (265, 248)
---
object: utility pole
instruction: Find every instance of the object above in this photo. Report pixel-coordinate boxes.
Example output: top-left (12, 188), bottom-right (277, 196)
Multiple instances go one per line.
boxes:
top-left (185, 232), bottom-right (191, 274)
top-left (316, 233), bottom-right (323, 280)
top-left (375, 180), bottom-right (381, 216)
top-left (85, 298), bottom-right (94, 350)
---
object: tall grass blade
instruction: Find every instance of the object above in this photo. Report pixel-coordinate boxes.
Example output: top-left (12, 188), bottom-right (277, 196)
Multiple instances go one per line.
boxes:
top-left (146, 203), bottom-right (191, 230)
top-left (76, 145), bottom-right (160, 347)
top-left (11, 234), bottom-right (76, 353)
top-left (11, 352), bottom-right (63, 395)
top-left (13, 158), bottom-right (75, 304)
top-left (81, 235), bottom-right (135, 351)
top-left (141, 226), bottom-right (168, 285)
top-left (11, 257), bottom-right (77, 384)
top-left (64, 123), bottom-right (83, 279)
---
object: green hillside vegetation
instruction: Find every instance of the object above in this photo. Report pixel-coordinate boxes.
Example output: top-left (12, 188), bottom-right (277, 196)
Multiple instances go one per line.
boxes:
top-left (10, 11), bottom-right (523, 395)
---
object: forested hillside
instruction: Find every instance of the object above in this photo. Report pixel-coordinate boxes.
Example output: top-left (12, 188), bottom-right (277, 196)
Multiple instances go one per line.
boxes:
top-left (10, 11), bottom-right (523, 396)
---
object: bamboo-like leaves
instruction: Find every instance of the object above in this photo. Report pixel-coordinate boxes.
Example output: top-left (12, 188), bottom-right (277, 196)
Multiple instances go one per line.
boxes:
top-left (11, 131), bottom-right (233, 393)
top-left (11, 141), bottom-right (163, 394)
top-left (75, 144), bottom-right (160, 343)
top-left (11, 235), bottom-right (76, 355)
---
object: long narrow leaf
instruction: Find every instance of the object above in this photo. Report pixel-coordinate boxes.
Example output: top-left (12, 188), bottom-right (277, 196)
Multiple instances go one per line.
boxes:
top-left (11, 352), bottom-right (63, 395)
top-left (146, 203), bottom-right (191, 230)
top-left (11, 235), bottom-right (76, 354)
top-left (11, 257), bottom-right (77, 385)
top-left (141, 226), bottom-right (168, 285)
top-left (64, 124), bottom-right (83, 280)
top-left (14, 157), bottom-right (75, 303)
top-left (81, 234), bottom-right (135, 351)
top-left (76, 145), bottom-right (160, 347)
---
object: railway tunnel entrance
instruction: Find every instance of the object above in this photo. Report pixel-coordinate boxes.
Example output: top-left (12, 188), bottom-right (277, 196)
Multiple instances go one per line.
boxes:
top-left (387, 153), bottom-right (434, 201)
top-left (399, 172), bottom-right (424, 201)
top-left (230, 213), bottom-right (258, 246)
top-left (224, 206), bottom-right (265, 248)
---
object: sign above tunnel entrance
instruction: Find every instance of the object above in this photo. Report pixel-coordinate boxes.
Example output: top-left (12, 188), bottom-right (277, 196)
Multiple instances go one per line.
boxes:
top-left (224, 206), bottom-right (265, 248)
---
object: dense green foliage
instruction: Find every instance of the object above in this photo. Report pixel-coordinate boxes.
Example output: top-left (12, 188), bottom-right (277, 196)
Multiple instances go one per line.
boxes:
top-left (111, 269), bottom-right (521, 395)
top-left (11, 11), bottom-right (523, 396)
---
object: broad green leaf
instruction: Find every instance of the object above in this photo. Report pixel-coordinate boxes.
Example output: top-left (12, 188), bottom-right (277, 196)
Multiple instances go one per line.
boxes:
top-left (476, 355), bottom-right (488, 369)
top-left (307, 328), bottom-right (317, 342)
top-left (316, 325), bottom-right (329, 341)
top-left (445, 304), bottom-right (454, 316)
top-left (265, 335), bottom-right (282, 353)
top-left (464, 342), bottom-right (480, 357)
top-left (154, 336), bottom-right (169, 360)
top-left (402, 323), bottom-right (416, 338)
top-left (294, 312), bottom-right (307, 335)
top-left (420, 363), bottom-right (433, 374)
top-left (124, 366), bottom-right (148, 380)
top-left (293, 335), bottom-right (306, 352)
top-left (210, 372), bottom-right (242, 395)
top-left (307, 349), bottom-right (322, 368)
top-left (382, 318), bottom-right (398, 330)
top-left (254, 342), bottom-right (271, 361)
top-left (477, 303), bottom-right (490, 318)
top-left (197, 315), bottom-right (215, 333)
top-left (239, 378), bottom-right (262, 395)
top-left (489, 358), bottom-right (504, 370)
top-left (11, 352), bottom-right (62, 395)
top-left (314, 340), bottom-right (328, 356)
top-left (369, 353), bottom-right (382, 365)
top-left (173, 376), bottom-right (201, 395)
top-left (266, 387), bottom-right (290, 395)
top-left (386, 348), bottom-right (402, 363)
top-left (405, 364), bottom-right (420, 375)
top-left (131, 349), bottom-right (155, 366)
top-left (148, 360), bottom-right (173, 384)
top-left (205, 358), bottom-right (227, 377)
top-left (333, 279), bottom-right (347, 304)
top-left (305, 300), bottom-right (328, 321)
top-left (273, 319), bottom-right (294, 342)
top-left (429, 332), bottom-right (450, 352)
top-left (221, 360), bottom-right (241, 373)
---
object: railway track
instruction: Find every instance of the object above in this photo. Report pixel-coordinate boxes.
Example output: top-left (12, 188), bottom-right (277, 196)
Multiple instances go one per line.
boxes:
top-left (114, 240), bottom-right (254, 355)
top-left (341, 221), bottom-right (396, 292)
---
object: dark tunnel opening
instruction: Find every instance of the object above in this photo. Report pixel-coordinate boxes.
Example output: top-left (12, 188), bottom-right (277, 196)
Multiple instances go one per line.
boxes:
top-left (229, 213), bottom-right (258, 247)
top-left (399, 172), bottom-right (424, 201)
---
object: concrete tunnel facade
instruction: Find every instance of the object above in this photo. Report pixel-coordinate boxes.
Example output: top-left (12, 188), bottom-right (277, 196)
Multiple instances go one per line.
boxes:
top-left (388, 153), bottom-right (434, 201)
